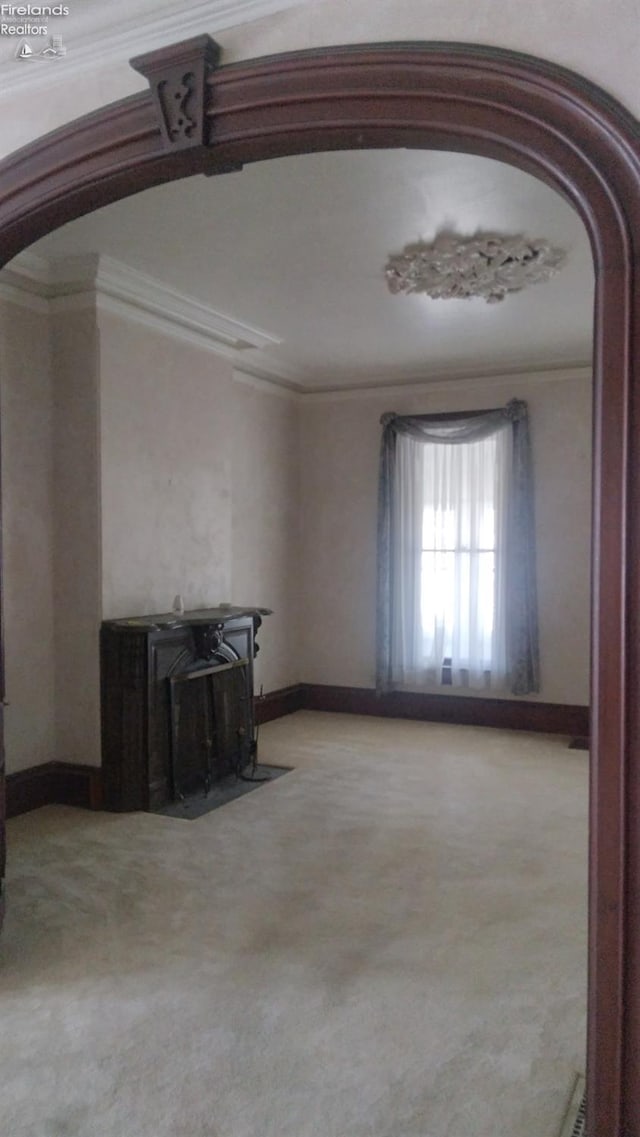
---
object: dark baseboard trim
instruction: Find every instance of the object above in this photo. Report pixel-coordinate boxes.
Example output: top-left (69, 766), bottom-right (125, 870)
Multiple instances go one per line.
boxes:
top-left (255, 684), bottom-right (305, 725)
top-left (6, 762), bottom-right (103, 819)
top-left (255, 681), bottom-right (589, 737)
top-left (6, 685), bottom-right (588, 820)
top-left (301, 683), bottom-right (590, 738)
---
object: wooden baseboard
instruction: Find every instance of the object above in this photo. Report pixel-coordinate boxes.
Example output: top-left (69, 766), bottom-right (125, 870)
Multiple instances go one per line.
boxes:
top-left (301, 683), bottom-right (590, 737)
top-left (5, 685), bottom-right (587, 820)
top-left (255, 681), bottom-right (589, 737)
top-left (255, 684), bottom-right (305, 725)
top-left (6, 762), bottom-right (103, 819)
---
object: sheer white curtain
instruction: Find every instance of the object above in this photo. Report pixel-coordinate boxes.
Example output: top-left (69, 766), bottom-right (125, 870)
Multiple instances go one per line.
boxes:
top-left (390, 426), bottom-right (511, 689)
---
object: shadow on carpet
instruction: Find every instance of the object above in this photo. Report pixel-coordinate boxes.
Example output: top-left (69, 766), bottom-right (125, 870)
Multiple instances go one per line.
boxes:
top-left (155, 765), bottom-right (293, 821)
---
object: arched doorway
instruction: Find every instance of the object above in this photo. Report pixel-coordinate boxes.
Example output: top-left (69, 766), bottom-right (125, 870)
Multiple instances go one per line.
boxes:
top-left (0, 37), bottom-right (638, 1135)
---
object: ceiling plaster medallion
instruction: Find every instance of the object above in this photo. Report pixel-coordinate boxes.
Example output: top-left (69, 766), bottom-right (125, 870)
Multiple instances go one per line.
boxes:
top-left (384, 232), bottom-right (567, 304)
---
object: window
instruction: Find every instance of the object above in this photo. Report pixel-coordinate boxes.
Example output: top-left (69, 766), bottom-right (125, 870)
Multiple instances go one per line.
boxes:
top-left (421, 429), bottom-right (508, 683)
top-left (377, 402), bottom-right (539, 695)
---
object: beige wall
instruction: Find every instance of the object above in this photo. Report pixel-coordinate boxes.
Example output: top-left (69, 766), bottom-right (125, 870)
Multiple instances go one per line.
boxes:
top-left (99, 312), bottom-right (299, 694)
top-left (218, 0), bottom-right (639, 121)
top-left (51, 307), bottom-right (102, 768)
top-left (99, 310), bottom-right (234, 619)
top-left (230, 371), bottom-right (300, 693)
top-left (74, 307), bottom-right (595, 712)
top-left (298, 370), bottom-right (592, 705)
top-left (0, 298), bottom-right (55, 773)
top-left (0, 289), bottom-right (592, 778)
top-left (1, 300), bottom-right (302, 773)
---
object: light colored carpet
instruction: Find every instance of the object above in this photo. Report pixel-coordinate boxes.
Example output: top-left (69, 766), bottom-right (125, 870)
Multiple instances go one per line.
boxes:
top-left (0, 712), bottom-right (587, 1137)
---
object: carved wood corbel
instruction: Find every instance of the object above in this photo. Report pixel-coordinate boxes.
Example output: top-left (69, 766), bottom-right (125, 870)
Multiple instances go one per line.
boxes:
top-left (130, 34), bottom-right (221, 151)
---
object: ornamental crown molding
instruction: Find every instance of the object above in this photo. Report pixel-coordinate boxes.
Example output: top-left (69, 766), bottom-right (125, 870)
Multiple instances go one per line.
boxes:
top-left (385, 232), bottom-right (567, 304)
top-left (1, 250), bottom-right (278, 347)
top-left (300, 362), bottom-right (593, 403)
top-left (0, 251), bottom-right (590, 395)
top-left (0, 250), bottom-right (304, 387)
top-left (94, 256), bottom-right (281, 352)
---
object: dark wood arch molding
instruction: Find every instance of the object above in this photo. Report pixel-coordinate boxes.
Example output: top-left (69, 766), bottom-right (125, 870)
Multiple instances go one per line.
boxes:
top-left (0, 35), bottom-right (639, 1136)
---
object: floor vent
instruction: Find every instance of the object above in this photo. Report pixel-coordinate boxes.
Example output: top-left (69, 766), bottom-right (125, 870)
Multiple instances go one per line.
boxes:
top-left (559, 1074), bottom-right (586, 1137)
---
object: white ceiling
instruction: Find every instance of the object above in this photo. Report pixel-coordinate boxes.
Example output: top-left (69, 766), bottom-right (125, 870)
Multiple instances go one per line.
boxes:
top-left (26, 147), bottom-right (594, 391)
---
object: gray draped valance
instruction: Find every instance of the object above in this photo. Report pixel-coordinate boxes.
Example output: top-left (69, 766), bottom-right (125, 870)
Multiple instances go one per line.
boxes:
top-left (376, 399), bottom-right (540, 696)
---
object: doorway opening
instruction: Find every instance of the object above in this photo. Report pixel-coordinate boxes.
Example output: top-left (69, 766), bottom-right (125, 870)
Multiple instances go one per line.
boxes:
top-left (0, 39), bottom-right (638, 1135)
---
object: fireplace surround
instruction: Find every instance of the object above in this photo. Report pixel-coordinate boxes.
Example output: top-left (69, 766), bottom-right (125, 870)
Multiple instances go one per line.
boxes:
top-left (100, 606), bottom-right (270, 812)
